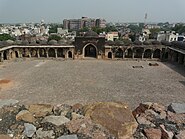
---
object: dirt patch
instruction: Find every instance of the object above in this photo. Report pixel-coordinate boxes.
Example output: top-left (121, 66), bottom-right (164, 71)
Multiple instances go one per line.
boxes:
top-left (0, 79), bottom-right (11, 84)
top-left (0, 79), bottom-right (14, 92)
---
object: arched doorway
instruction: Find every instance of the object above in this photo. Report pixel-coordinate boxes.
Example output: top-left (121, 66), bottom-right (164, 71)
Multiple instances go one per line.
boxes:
top-left (39, 48), bottom-right (46, 57)
top-left (84, 44), bottom-right (97, 58)
top-left (15, 51), bottom-right (19, 58)
top-left (153, 49), bottom-right (161, 58)
top-left (164, 52), bottom-right (168, 60)
top-left (30, 49), bottom-right (37, 57)
top-left (10, 51), bottom-right (13, 59)
top-left (135, 48), bottom-right (143, 58)
top-left (108, 52), bottom-right (112, 59)
top-left (144, 49), bottom-right (152, 58)
top-left (68, 51), bottom-right (72, 58)
top-left (57, 48), bottom-right (64, 58)
top-left (115, 48), bottom-right (123, 58)
top-left (3, 51), bottom-right (7, 60)
top-left (48, 48), bottom-right (55, 57)
top-left (22, 48), bottom-right (29, 57)
top-left (125, 48), bottom-right (132, 58)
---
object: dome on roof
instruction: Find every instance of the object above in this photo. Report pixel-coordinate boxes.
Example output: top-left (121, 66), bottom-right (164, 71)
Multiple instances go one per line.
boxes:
top-left (6, 40), bottom-right (14, 45)
top-left (48, 40), bottom-right (58, 45)
top-left (15, 40), bottom-right (22, 45)
top-left (84, 30), bottom-right (98, 37)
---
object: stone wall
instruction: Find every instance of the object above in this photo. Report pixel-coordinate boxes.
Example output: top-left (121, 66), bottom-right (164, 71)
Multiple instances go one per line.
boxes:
top-left (0, 100), bottom-right (185, 139)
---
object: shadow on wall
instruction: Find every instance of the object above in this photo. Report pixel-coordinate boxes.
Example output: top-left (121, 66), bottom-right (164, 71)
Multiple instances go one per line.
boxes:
top-left (179, 81), bottom-right (185, 86)
top-left (162, 61), bottom-right (185, 77)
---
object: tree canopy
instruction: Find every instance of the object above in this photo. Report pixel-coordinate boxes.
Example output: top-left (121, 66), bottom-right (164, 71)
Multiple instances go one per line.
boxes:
top-left (172, 24), bottom-right (185, 34)
top-left (128, 25), bottom-right (142, 33)
top-left (0, 34), bottom-right (15, 41)
top-left (49, 24), bottom-right (63, 34)
top-left (149, 28), bottom-right (161, 39)
top-left (48, 35), bottom-right (61, 41)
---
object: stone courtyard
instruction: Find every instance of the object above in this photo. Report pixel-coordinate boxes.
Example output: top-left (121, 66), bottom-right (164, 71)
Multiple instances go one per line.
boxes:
top-left (0, 59), bottom-right (185, 109)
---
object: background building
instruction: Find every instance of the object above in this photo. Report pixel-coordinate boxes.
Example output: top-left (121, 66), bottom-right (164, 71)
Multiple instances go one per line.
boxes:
top-left (63, 17), bottom-right (106, 30)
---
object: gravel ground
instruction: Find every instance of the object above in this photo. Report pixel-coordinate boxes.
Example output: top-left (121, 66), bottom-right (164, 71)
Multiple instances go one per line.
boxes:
top-left (0, 59), bottom-right (185, 109)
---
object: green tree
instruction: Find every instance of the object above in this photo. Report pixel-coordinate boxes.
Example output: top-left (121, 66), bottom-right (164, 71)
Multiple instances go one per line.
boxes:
top-left (128, 25), bottom-right (142, 33)
top-left (172, 24), bottom-right (185, 34)
top-left (0, 34), bottom-right (15, 41)
top-left (128, 33), bottom-right (136, 42)
top-left (49, 24), bottom-right (63, 34)
top-left (149, 28), bottom-right (161, 39)
top-left (48, 35), bottom-right (61, 41)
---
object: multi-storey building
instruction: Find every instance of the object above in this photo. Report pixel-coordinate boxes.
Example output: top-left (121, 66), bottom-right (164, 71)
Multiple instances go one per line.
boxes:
top-left (96, 19), bottom-right (106, 28)
top-left (63, 17), bottom-right (106, 30)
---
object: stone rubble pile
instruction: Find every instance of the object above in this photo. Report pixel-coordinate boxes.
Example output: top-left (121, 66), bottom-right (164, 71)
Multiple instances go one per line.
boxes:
top-left (133, 102), bottom-right (185, 139)
top-left (0, 99), bottom-right (185, 139)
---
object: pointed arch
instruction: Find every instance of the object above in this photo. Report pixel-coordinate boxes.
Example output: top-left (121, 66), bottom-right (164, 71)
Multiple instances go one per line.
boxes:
top-left (83, 43), bottom-right (98, 58)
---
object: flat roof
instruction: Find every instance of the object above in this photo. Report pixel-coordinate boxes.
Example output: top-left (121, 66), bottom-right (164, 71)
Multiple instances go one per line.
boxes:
top-left (0, 45), bottom-right (74, 52)
top-left (169, 47), bottom-right (185, 55)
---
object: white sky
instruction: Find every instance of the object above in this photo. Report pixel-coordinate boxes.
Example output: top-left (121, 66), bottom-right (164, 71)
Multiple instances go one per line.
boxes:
top-left (0, 0), bottom-right (185, 23)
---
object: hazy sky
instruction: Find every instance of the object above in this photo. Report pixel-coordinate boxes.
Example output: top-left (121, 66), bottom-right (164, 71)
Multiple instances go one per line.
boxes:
top-left (0, 0), bottom-right (185, 23)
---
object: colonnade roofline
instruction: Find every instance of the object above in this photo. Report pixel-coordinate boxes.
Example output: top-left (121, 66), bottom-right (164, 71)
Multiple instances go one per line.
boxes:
top-left (169, 47), bottom-right (185, 55)
top-left (0, 45), bottom-right (75, 52)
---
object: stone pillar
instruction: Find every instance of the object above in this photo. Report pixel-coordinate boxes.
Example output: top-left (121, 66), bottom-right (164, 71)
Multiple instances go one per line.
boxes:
top-left (112, 53), bottom-right (115, 60)
top-left (7, 50), bottom-right (10, 60)
top-left (19, 51), bottom-right (22, 58)
top-left (28, 51), bottom-right (31, 58)
top-left (160, 52), bottom-right (163, 60)
top-left (178, 53), bottom-right (183, 64)
top-left (142, 53), bottom-right (144, 60)
top-left (172, 52), bottom-right (177, 62)
top-left (123, 52), bottom-right (125, 59)
top-left (132, 52), bottom-right (135, 59)
top-left (46, 49), bottom-right (49, 58)
top-left (55, 49), bottom-right (58, 58)
top-left (0, 52), bottom-right (3, 62)
top-left (37, 49), bottom-right (40, 58)
top-left (151, 52), bottom-right (153, 59)
top-left (168, 53), bottom-right (172, 61)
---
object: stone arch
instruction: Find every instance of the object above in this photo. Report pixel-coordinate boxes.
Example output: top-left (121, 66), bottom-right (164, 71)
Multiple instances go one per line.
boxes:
top-left (153, 49), bottom-right (161, 58)
top-left (135, 48), bottom-right (143, 58)
top-left (23, 48), bottom-right (30, 57)
top-left (15, 51), bottom-right (19, 58)
top-left (115, 48), bottom-right (123, 58)
top-left (144, 49), bottom-right (152, 58)
top-left (68, 51), bottom-right (72, 58)
top-left (175, 52), bottom-right (179, 62)
top-left (164, 52), bottom-right (168, 60)
top-left (3, 51), bottom-right (7, 60)
top-left (57, 48), bottom-right (65, 58)
top-left (30, 48), bottom-right (37, 57)
top-left (125, 48), bottom-right (132, 58)
top-left (83, 43), bottom-right (97, 58)
top-left (9, 51), bottom-right (13, 59)
top-left (48, 48), bottom-right (55, 57)
top-left (108, 51), bottom-right (112, 59)
top-left (39, 48), bottom-right (47, 57)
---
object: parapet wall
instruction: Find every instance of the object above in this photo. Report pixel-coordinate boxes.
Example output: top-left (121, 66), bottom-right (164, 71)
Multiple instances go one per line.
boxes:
top-left (0, 100), bottom-right (185, 139)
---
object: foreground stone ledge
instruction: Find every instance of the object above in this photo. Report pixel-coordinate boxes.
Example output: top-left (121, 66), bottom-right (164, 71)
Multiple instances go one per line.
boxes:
top-left (0, 99), bottom-right (185, 139)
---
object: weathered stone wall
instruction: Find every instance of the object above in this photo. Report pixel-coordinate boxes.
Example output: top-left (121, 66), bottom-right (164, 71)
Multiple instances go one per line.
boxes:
top-left (1, 100), bottom-right (185, 139)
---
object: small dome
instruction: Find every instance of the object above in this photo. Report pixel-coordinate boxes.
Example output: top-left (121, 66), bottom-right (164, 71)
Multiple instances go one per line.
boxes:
top-left (84, 30), bottom-right (98, 37)
top-left (6, 40), bottom-right (14, 45)
top-left (48, 40), bottom-right (58, 45)
top-left (39, 40), bottom-right (47, 45)
top-left (15, 40), bottom-right (22, 45)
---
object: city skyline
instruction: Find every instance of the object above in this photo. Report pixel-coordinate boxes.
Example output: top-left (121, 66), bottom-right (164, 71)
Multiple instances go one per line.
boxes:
top-left (0, 0), bottom-right (185, 23)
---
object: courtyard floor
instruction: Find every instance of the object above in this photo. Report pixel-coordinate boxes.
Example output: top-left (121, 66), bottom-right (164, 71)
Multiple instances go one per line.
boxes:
top-left (0, 59), bottom-right (185, 109)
